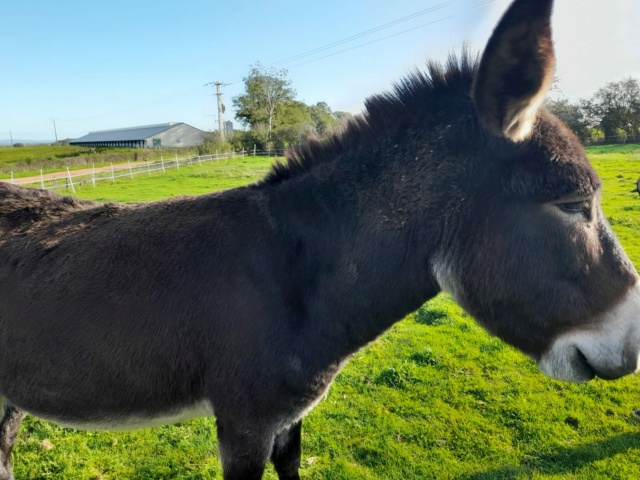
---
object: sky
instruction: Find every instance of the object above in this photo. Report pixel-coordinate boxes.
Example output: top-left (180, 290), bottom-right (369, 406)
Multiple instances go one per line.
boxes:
top-left (1, 0), bottom-right (639, 142)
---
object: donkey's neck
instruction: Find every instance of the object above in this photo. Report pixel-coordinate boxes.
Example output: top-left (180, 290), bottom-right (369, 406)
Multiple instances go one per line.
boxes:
top-left (264, 152), bottom-right (442, 362)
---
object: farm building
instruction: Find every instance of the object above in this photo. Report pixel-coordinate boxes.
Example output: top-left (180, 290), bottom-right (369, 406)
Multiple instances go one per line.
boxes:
top-left (70, 122), bottom-right (205, 148)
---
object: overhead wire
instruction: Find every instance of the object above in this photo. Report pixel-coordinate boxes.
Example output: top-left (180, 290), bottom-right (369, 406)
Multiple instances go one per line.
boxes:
top-left (58, 86), bottom-right (208, 123)
top-left (268, 0), bottom-right (459, 67)
top-left (285, 0), bottom-right (502, 70)
top-left (218, 0), bottom-right (466, 84)
top-left (59, 0), bottom-right (505, 124)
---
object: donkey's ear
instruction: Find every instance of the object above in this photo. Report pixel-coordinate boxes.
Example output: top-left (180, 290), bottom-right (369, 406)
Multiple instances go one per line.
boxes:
top-left (473, 0), bottom-right (555, 142)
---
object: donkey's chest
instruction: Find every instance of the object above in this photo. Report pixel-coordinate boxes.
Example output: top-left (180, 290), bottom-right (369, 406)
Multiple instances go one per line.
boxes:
top-left (271, 356), bottom-right (345, 432)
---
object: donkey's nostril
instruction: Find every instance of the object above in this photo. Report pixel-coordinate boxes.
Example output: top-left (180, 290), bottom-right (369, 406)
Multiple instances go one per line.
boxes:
top-left (574, 348), bottom-right (596, 379)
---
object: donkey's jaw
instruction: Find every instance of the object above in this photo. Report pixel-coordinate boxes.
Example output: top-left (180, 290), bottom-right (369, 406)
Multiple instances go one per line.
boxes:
top-left (538, 283), bottom-right (640, 383)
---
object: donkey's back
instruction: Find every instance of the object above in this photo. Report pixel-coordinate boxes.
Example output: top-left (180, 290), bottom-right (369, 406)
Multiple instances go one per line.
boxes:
top-left (0, 182), bottom-right (291, 430)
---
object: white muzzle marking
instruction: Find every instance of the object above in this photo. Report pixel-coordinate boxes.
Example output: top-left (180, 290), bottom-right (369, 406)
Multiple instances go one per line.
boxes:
top-left (538, 282), bottom-right (640, 382)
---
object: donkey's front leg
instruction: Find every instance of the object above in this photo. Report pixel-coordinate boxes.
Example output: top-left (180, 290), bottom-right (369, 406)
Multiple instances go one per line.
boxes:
top-left (217, 419), bottom-right (274, 480)
top-left (0, 403), bottom-right (25, 480)
top-left (271, 421), bottom-right (302, 480)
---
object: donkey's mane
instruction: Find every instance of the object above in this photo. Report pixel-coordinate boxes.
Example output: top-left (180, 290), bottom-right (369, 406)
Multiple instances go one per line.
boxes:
top-left (261, 49), bottom-right (479, 186)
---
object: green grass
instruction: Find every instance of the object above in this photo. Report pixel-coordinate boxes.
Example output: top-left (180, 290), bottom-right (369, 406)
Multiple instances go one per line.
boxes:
top-left (9, 145), bottom-right (640, 479)
top-left (587, 144), bottom-right (640, 266)
top-left (0, 145), bottom-right (201, 178)
top-left (71, 156), bottom-right (277, 202)
top-left (0, 145), bottom-right (91, 163)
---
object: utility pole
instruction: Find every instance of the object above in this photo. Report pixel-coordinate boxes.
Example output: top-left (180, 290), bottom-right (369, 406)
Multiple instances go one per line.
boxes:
top-left (9, 131), bottom-right (13, 146)
top-left (50, 118), bottom-right (58, 143)
top-left (205, 82), bottom-right (228, 139)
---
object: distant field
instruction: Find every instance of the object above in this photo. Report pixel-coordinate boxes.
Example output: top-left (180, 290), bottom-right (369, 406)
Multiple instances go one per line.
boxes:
top-left (8, 145), bottom-right (640, 479)
top-left (0, 145), bottom-right (91, 163)
top-left (0, 144), bottom-right (199, 178)
top-left (587, 144), bottom-right (640, 266)
top-left (72, 155), bottom-right (278, 202)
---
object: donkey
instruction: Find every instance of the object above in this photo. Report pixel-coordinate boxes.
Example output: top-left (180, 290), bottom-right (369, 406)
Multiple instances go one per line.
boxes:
top-left (1, 0), bottom-right (639, 478)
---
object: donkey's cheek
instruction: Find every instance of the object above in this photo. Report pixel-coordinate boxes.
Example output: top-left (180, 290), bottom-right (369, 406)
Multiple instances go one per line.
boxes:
top-left (538, 282), bottom-right (640, 382)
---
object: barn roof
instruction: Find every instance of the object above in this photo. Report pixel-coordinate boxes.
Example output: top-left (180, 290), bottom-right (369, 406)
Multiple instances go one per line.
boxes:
top-left (71, 123), bottom-right (183, 143)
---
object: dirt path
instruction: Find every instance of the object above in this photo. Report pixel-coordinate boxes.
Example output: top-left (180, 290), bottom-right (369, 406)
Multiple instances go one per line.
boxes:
top-left (3, 160), bottom-right (157, 186)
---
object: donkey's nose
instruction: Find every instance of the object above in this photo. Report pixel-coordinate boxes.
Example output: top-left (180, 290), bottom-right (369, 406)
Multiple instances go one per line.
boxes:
top-left (539, 283), bottom-right (640, 383)
top-left (590, 348), bottom-right (640, 381)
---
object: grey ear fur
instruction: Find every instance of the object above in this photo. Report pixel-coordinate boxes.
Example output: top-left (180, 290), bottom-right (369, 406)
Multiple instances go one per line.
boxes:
top-left (473, 0), bottom-right (556, 142)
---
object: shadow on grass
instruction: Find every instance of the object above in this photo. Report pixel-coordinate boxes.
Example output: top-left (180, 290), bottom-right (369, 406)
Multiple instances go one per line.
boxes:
top-left (467, 433), bottom-right (640, 479)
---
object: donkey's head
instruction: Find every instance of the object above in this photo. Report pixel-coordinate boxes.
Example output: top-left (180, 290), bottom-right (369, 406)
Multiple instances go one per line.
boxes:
top-left (431, 0), bottom-right (640, 382)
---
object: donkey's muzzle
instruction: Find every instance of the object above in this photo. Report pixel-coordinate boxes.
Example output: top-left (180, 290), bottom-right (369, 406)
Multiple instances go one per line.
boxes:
top-left (537, 283), bottom-right (640, 383)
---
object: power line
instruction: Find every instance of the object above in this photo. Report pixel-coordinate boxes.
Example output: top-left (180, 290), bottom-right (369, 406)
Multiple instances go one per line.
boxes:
top-left (58, 86), bottom-right (208, 123)
top-left (56, 0), bottom-right (504, 125)
top-left (285, 0), bottom-right (502, 70)
top-left (269, 0), bottom-right (459, 67)
top-left (219, 0), bottom-right (502, 84)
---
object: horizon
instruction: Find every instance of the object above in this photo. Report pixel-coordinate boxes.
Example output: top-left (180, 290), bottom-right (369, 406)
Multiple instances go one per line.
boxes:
top-left (2, 0), bottom-right (639, 143)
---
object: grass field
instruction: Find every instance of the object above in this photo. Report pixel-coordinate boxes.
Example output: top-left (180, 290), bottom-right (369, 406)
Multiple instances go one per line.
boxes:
top-left (8, 145), bottom-right (640, 479)
top-left (0, 145), bottom-right (199, 179)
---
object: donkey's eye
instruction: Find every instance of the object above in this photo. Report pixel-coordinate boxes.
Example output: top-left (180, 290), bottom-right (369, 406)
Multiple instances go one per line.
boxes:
top-left (557, 201), bottom-right (589, 214)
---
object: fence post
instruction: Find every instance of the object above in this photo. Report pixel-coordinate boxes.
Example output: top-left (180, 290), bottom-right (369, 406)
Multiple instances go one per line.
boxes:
top-left (111, 163), bottom-right (115, 182)
top-left (253, 144), bottom-right (256, 157)
top-left (40, 169), bottom-right (45, 189)
top-left (161, 155), bottom-right (166, 173)
top-left (92, 163), bottom-right (96, 188)
top-left (53, 177), bottom-right (57, 189)
top-left (147, 161), bottom-right (151, 175)
top-left (10, 172), bottom-right (14, 184)
top-left (66, 167), bottom-right (76, 194)
top-left (128, 161), bottom-right (134, 179)
top-left (175, 153), bottom-right (179, 170)
top-left (242, 148), bottom-right (245, 157)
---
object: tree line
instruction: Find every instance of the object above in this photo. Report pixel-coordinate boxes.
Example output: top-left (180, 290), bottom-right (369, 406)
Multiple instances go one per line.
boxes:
top-left (546, 77), bottom-right (640, 144)
top-left (202, 63), bottom-right (351, 153)
top-left (204, 65), bottom-right (640, 154)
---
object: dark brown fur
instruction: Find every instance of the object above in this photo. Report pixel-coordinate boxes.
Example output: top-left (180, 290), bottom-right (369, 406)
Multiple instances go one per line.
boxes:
top-left (0, 1), bottom-right (638, 479)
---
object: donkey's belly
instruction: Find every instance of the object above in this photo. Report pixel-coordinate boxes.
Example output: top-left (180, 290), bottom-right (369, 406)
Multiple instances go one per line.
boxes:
top-left (27, 399), bottom-right (215, 431)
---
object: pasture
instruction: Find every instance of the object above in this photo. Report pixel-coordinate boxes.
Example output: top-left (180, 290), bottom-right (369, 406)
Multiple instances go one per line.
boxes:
top-left (0, 145), bottom-right (198, 179)
top-left (7, 145), bottom-right (640, 479)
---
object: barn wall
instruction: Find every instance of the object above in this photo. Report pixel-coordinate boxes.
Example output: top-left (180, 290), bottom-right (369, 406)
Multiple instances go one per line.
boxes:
top-left (146, 124), bottom-right (204, 148)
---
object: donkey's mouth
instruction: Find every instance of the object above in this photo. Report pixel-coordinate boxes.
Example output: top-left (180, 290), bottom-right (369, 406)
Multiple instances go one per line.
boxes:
top-left (571, 349), bottom-right (628, 381)
top-left (538, 284), bottom-right (640, 383)
top-left (537, 346), bottom-right (596, 383)
top-left (538, 338), bottom-right (640, 383)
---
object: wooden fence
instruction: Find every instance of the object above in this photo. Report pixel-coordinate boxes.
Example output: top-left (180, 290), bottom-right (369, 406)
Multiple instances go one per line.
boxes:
top-left (3, 150), bottom-right (285, 192)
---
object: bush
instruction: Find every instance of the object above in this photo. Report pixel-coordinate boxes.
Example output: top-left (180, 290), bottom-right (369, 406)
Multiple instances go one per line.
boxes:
top-left (13, 143), bottom-right (24, 148)
top-left (198, 131), bottom-right (233, 155)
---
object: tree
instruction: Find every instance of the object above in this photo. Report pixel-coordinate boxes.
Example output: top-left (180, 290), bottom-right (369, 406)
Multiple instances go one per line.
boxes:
top-left (233, 63), bottom-right (296, 139)
top-left (332, 111), bottom-right (353, 123)
top-left (545, 98), bottom-right (590, 142)
top-left (275, 100), bottom-right (313, 129)
top-left (272, 101), bottom-right (315, 149)
top-left (309, 102), bottom-right (339, 134)
top-left (581, 77), bottom-right (640, 141)
top-left (199, 131), bottom-right (233, 155)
